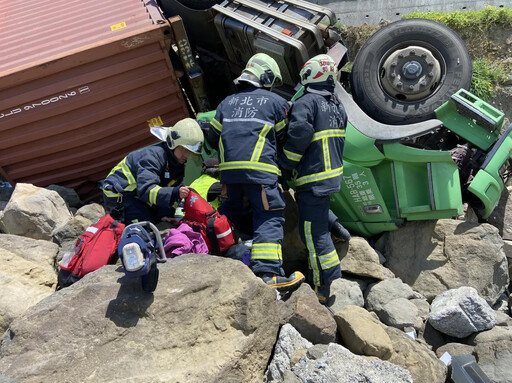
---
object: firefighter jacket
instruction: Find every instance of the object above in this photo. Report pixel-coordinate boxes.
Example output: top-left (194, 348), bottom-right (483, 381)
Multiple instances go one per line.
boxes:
top-left (279, 86), bottom-right (347, 197)
top-left (209, 87), bottom-right (289, 185)
top-left (103, 142), bottom-right (184, 210)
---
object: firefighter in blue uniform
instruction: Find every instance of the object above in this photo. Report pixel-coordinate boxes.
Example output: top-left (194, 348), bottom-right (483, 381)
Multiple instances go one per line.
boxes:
top-left (208, 53), bottom-right (305, 292)
top-left (279, 54), bottom-right (347, 304)
top-left (102, 118), bottom-right (204, 224)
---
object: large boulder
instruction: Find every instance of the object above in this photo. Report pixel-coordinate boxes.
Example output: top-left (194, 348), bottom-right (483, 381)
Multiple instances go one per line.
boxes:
top-left (336, 237), bottom-right (394, 280)
top-left (0, 255), bottom-right (279, 383)
top-left (266, 324), bottom-right (412, 383)
top-left (375, 220), bottom-right (509, 305)
top-left (468, 326), bottom-right (512, 383)
top-left (334, 305), bottom-right (393, 359)
top-left (1, 183), bottom-right (72, 240)
top-left (278, 284), bottom-right (337, 345)
top-left (386, 327), bottom-right (447, 383)
top-left (429, 286), bottom-right (496, 338)
top-left (0, 234), bottom-right (59, 334)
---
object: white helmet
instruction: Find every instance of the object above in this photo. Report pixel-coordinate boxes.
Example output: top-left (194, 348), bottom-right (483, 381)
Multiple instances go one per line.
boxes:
top-left (299, 54), bottom-right (337, 86)
top-left (150, 118), bottom-right (204, 154)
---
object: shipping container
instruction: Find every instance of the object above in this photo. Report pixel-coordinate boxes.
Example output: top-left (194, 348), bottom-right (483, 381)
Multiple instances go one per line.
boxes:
top-left (0, 0), bottom-right (189, 200)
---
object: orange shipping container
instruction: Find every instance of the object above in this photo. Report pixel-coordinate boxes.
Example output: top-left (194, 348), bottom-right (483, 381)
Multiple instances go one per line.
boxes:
top-left (0, 0), bottom-right (190, 200)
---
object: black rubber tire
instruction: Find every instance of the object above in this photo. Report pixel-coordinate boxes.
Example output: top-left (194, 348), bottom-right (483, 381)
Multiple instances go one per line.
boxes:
top-left (350, 19), bottom-right (472, 125)
top-left (142, 263), bottom-right (159, 292)
top-left (175, 0), bottom-right (221, 10)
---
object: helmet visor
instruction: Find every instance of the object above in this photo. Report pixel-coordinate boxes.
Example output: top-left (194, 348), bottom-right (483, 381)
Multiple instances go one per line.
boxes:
top-left (181, 141), bottom-right (203, 155)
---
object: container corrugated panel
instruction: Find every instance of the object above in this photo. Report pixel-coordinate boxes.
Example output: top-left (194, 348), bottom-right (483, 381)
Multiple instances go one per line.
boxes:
top-left (0, 0), bottom-right (189, 200)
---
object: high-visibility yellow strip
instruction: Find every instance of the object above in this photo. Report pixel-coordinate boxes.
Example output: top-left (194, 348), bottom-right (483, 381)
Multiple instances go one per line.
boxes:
top-left (311, 129), bottom-right (346, 142)
top-left (219, 138), bottom-right (225, 163)
top-left (275, 118), bottom-right (287, 133)
top-left (120, 159), bottom-right (136, 191)
top-left (323, 137), bottom-right (331, 171)
top-left (284, 148), bottom-right (302, 162)
top-left (211, 118), bottom-right (222, 132)
top-left (295, 167), bottom-right (343, 187)
top-left (219, 161), bottom-right (281, 175)
top-left (319, 249), bottom-right (340, 269)
top-left (305, 221), bottom-right (320, 286)
top-left (149, 185), bottom-right (161, 206)
top-left (250, 124), bottom-right (272, 162)
top-left (103, 190), bottom-right (120, 198)
top-left (251, 243), bottom-right (282, 261)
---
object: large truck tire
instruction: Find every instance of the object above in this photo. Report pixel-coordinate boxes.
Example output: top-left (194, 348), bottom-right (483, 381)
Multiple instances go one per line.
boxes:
top-left (350, 19), bottom-right (472, 125)
top-left (174, 0), bottom-right (221, 10)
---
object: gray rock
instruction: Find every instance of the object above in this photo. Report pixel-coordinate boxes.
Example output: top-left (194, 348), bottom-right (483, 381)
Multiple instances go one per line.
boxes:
top-left (0, 255), bottom-right (279, 383)
top-left (436, 342), bottom-right (475, 359)
top-left (379, 297), bottom-right (418, 330)
top-left (292, 342), bottom-right (412, 383)
top-left (75, 203), bottom-right (105, 222)
top-left (386, 326), bottom-right (448, 383)
top-left (334, 305), bottom-right (393, 359)
top-left (280, 284), bottom-right (338, 345)
top-left (364, 278), bottom-right (416, 314)
top-left (266, 324), bottom-right (312, 382)
top-left (329, 277), bottom-right (364, 314)
top-left (51, 215), bottom-right (91, 247)
top-left (45, 184), bottom-right (82, 209)
top-left (1, 183), bottom-right (72, 240)
top-left (468, 326), bottom-right (512, 383)
top-left (337, 236), bottom-right (395, 280)
top-left (267, 323), bottom-right (412, 383)
top-left (376, 220), bottom-right (509, 306)
top-left (429, 286), bottom-right (496, 338)
top-left (0, 234), bottom-right (59, 334)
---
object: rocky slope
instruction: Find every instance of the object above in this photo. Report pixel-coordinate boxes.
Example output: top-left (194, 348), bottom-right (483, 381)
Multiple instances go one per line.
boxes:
top-left (0, 183), bottom-right (511, 382)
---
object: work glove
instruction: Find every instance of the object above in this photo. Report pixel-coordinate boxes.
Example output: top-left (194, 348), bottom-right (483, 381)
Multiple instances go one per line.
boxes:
top-left (278, 169), bottom-right (292, 191)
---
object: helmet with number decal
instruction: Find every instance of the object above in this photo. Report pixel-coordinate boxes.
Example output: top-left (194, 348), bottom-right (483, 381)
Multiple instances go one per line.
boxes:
top-left (150, 118), bottom-right (204, 155)
top-left (299, 54), bottom-right (337, 87)
top-left (234, 53), bottom-right (283, 88)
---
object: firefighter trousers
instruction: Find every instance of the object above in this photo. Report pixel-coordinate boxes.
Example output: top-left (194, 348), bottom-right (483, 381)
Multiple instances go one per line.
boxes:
top-left (219, 183), bottom-right (285, 275)
top-left (296, 191), bottom-right (341, 287)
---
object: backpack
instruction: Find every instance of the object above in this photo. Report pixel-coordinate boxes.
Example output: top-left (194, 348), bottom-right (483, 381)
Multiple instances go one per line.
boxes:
top-left (182, 190), bottom-right (235, 255)
top-left (57, 214), bottom-right (125, 289)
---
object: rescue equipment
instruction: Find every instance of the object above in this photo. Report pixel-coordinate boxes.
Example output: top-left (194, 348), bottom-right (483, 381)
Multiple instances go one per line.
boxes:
top-left (182, 189), bottom-right (236, 255)
top-left (57, 214), bottom-right (125, 289)
top-left (117, 221), bottom-right (167, 292)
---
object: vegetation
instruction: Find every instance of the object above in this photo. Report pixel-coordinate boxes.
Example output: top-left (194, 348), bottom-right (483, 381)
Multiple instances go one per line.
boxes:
top-left (470, 58), bottom-right (509, 100)
top-left (402, 6), bottom-right (512, 30)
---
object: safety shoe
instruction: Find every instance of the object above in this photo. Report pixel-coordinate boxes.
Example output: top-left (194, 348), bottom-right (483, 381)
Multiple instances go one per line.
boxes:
top-left (331, 222), bottom-right (351, 243)
top-left (314, 284), bottom-right (331, 305)
top-left (260, 271), bottom-right (305, 292)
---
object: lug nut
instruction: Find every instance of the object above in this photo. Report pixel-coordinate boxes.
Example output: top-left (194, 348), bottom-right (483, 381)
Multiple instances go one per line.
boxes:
top-left (396, 82), bottom-right (403, 88)
top-left (409, 85), bottom-right (414, 90)
top-left (409, 50), bottom-right (415, 55)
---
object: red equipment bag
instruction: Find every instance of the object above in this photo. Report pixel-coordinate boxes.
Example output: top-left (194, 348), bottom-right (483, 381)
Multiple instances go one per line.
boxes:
top-left (57, 214), bottom-right (125, 289)
top-left (182, 190), bottom-right (235, 255)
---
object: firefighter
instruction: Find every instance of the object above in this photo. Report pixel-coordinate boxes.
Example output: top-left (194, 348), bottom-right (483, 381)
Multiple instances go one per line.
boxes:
top-left (279, 54), bottom-right (348, 304)
top-left (189, 158), bottom-right (222, 209)
top-left (208, 53), bottom-right (305, 292)
top-left (102, 118), bottom-right (204, 224)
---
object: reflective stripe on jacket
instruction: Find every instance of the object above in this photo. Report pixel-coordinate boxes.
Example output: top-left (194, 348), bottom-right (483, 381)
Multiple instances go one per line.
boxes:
top-left (209, 87), bottom-right (289, 185)
top-left (103, 142), bottom-right (184, 209)
top-left (279, 88), bottom-right (347, 196)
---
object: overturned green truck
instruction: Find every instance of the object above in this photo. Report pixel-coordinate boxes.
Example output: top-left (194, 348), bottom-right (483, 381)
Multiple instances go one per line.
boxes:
top-left (1, 0), bottom-right (510, 237)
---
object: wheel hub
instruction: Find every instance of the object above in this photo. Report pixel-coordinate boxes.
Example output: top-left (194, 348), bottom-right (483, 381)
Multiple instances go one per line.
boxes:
top-left (381, 45), bottom-right (441, 101)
